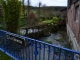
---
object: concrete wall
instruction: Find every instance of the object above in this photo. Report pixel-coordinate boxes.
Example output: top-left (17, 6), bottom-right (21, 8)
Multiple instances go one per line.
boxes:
top-left (67, 1), bottom-right (80, 51)
top-left (67, 24), bottom-right (80, 51)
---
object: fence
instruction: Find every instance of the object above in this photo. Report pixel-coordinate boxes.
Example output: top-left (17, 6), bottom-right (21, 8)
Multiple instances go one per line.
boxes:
top-left (0, 30), bottom-right (80, 60)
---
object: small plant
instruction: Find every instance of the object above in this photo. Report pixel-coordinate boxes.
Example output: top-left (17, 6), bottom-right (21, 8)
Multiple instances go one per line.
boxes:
top-left (52, 17), bottom-right (59, 24)
top-left (55, 37), bottom-right (64, 42)
top-left (44, 40), bottom-right (52, 44)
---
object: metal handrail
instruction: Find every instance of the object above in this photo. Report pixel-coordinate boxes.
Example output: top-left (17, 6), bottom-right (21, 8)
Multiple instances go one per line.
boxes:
top-left (0, 30), bottom-right (80, 60)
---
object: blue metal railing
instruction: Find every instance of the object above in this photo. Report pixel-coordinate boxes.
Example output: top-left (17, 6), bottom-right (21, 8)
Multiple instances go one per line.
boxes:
top-left (0, 30), bottom-right (80, 60)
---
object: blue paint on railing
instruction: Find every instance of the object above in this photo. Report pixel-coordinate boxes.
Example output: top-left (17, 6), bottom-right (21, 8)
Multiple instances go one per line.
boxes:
top-left (0, 30), bottom-right (80, 60)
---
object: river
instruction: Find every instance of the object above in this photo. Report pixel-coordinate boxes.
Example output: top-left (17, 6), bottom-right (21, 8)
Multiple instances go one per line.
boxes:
top-left (20, 29), bottom-right (66, 47)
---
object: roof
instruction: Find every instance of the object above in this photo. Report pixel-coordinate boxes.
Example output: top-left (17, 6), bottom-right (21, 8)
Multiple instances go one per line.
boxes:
top-left (60, 8), bottom-right (67, 12)
top-left (68, 0), bottom-right (79, 8)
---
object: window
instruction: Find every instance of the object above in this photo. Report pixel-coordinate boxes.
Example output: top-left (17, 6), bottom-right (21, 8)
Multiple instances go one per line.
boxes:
top-left (75, 5), bottom-right (79, 22)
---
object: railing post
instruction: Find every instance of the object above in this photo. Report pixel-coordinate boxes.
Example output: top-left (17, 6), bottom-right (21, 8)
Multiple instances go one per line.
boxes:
top-left (43, 44), bottom-right (45, 60)
top-left (64, 50), bottom-right (67, 60)
top-left (34, 40), bottom-right (38, 60)
top-left (53, 47), bottom-right (55, 60)
top-left (58, 48), bottom-right (61, 60)
top-left (27, 39), bottom-right (30, 60)
top-left (48, 45), bottom-right (50, 60)
top-left (39, 43), bottom-right (41, 60)
top-left (2, 31), bottom-right (6, 52)
top-left (71, 52), bottom-right (74, 60)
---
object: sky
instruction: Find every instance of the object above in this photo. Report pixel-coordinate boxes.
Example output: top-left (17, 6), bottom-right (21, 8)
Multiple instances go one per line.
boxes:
top-left (24, 0), bottom-right (68, 7)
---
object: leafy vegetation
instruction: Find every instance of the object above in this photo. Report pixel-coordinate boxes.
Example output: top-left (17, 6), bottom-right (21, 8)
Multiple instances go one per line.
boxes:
top-left (44, 40), bottom-right (52, 44)
top-left (0, 51), bottom-right (12, 60)
top-left (55, 37), bottom-right (64, 42)
top-left (40, 15), bottom-right (45, 21)
top-left (1, 0), bottom-right (22, 33)
top-left (41, 16), bottom-right (59, 24)
top-left (42, 20), bottom-right (53, 24)
top-left (52, 17), bottom-right (59, 24)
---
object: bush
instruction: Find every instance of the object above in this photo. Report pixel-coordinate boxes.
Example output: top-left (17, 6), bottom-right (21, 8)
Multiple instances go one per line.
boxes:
top-left (52, 17), bottom-right (59, 24)
top-left (40, 15), bottom-right (45, 21)
top-left (1, 0), bottom-right (22, 33)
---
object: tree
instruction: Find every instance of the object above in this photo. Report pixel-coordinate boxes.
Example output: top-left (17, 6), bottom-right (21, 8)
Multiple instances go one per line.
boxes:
top-left (1, 0), bottom-right (22, 33)
top-left (27, 0), bottom-right (30, 15)
top-left (22, 0), bottom-right (25, 16)
top-left (26, 11), bottom-right (38, 26)
top-left (38, 2), bottom-right (41, 18)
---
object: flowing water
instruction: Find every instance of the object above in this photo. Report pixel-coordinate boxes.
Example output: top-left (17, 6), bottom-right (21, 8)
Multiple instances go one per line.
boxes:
top-left (20, 29), bottom-right (66, 47)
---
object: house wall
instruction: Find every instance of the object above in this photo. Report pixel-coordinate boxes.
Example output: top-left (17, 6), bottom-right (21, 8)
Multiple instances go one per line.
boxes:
top-left (67, 24), bottom-right (80, 51)
top-left (67, 1), bottom-right (80, 51)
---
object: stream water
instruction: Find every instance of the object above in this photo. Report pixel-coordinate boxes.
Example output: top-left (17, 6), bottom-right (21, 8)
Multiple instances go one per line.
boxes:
top-left (20, 29), bottom-right (67, 60)
top-left (20, 29), bottom-right (66, 47)
top-left (39, 33), bottom-right (66, 47)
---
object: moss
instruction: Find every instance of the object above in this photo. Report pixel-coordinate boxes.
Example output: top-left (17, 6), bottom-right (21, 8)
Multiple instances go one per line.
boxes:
top-left (44, 40), bottom-right (52, 44)
top-left (55, 38), bottom-right (64, 42)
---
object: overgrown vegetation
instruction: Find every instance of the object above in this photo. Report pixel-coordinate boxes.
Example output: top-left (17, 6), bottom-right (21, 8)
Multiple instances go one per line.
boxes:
top-left (52, 17), bottom-right (60, 24)
top-left (1, 0), bottom-right (22, 33)
top-left (42, 20), bottom-right (53, 24)
top-left (44, 40), bottom-right (52, 44)
top-left (55, 37), bottom-right (64, 42)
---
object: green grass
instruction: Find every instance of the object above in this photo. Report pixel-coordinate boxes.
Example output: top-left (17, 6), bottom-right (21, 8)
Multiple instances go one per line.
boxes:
top-left (0, 51), bottom-right (12, 60)
top-left (42, 20), bottom-right (53, 24)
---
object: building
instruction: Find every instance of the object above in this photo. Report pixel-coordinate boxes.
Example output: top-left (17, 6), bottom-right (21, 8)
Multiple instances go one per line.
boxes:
top-left (67, 0), bottom-right (80, 51)
top-left (60, 8), bottom-right (67, 26)
top-left (60, 8), bottom-right (67, 20)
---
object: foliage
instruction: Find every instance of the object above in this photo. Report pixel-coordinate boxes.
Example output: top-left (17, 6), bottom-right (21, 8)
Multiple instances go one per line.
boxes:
top-left (26, 12), bottom-right (39, 26)
top-left (42, 20), bottom-right (53, 24)
top-left (28, 12), bottom-right (35, 19)
top-left (52, 17), bottom-right (59, 24)
top-left (20, 18), bottom-right (26, 27)
top-left (40, 15), bottom-right (45, 21)
top-left (20, 15), bottom-right (26, 27)
top-left (44, 40), bottom-right (52, 44)
top-left (0, 18), bottom-right (3, 28)
top-left (1, 0), bottom-right (22, 33)
top-left (55, 37), bottom-right (64, 42)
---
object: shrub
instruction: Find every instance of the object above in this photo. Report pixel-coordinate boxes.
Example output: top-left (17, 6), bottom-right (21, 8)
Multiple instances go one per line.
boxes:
top-left (1, 0), bottom-right (22, 33)
top-left (40, 15), bottom-right (45, 21)
top-left (52, 17), bottom-right (59, 24)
